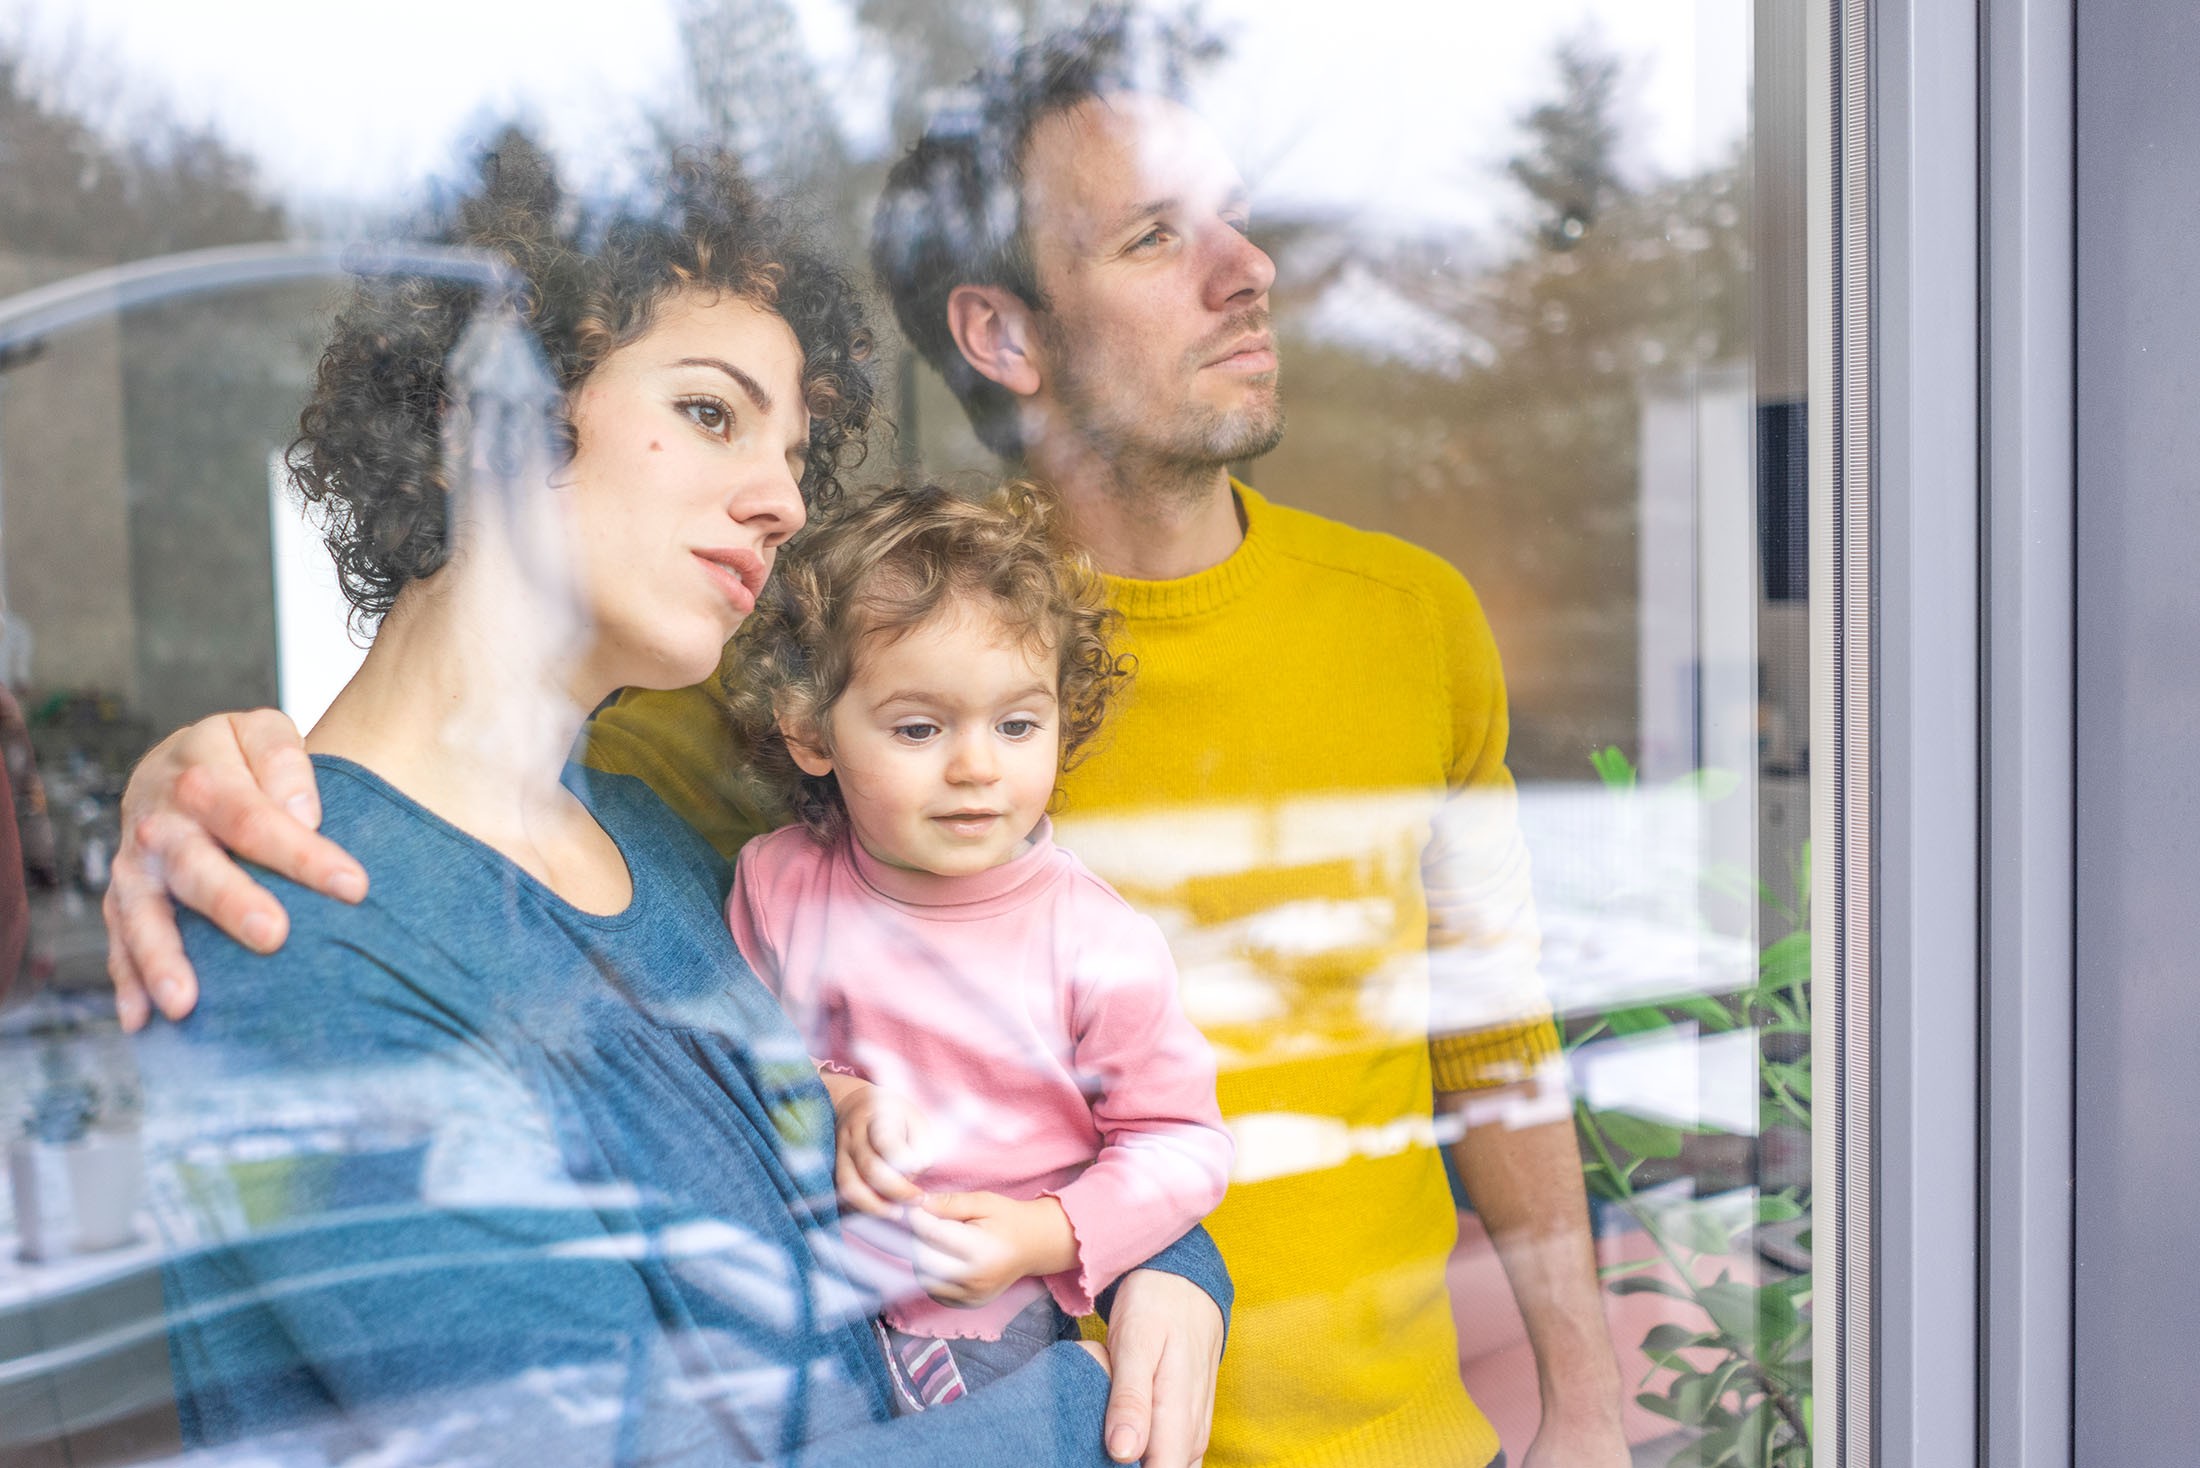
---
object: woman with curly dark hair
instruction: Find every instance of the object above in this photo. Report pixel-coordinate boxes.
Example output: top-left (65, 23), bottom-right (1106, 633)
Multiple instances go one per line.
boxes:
top-left (136, 146), bottom-right (1226, 1467)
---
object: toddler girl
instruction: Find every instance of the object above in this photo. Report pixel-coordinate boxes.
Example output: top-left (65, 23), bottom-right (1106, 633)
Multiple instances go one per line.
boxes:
top-left (724, 481), bottom-right (1232, 1414)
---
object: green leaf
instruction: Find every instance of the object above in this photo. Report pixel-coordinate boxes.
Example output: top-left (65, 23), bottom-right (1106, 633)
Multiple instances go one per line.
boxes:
top-left (1756, 1193), bottom-right (1804, 1223)
top-left (1635, 1390), bottom-right (1683, 1422)
top-left (1640, 1322), bottom-right (1708, 1360)
top-left (1591, 745), bottom-right (1637, 789)
top-left (1759, 932), bottom-right (1811, 988)
top-left (1593, 1108), bottom-right (1687, 1158)
top-left (1672, 994), bottom-right (1741, 1032)
top-left (1660, 1198), bottom-right (1743, 1256)
top-left (1603, 1004), bottom-right (1676, 1037)
top-left (1736, 1401), bottom-right (1778, 1468)
top-left (1700, 1278), bottom-right (1800, 1344)
top-left (1611, 1273), bottom-right (1690, 1299)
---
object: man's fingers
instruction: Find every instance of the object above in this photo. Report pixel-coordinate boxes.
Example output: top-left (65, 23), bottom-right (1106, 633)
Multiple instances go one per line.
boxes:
top-left (102, 897), bottom-right (153, 1033)
top-left (1103, 1321), bottom-right (1160, 1465)
top-left (135, 811), bottom-right (290, 955)
top-left (232, 709), bottom-right (322, 829)
top-left (171, 763), bottom-right (365, 903)
top-left (104, 854), bottom-right (201, 1020)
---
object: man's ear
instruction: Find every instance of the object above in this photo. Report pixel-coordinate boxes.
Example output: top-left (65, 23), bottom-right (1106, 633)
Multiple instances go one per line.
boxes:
top-left (779, 714), bottom-right (835, 778)
top-left (945, 284), bottom-right (1043, 398)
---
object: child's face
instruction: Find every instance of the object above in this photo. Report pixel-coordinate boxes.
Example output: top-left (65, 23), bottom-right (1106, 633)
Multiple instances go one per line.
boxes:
top-left (788, 598), bottom-right (1063, 876)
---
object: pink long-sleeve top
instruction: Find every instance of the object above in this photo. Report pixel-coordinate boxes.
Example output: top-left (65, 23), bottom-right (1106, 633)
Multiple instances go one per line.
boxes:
top-left (727, 818), bottom-right (1232, 1341)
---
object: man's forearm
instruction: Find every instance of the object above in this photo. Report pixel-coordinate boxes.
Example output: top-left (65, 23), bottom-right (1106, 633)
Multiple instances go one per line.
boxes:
top-left (1444, 1087), bottom-right (1624, 1420)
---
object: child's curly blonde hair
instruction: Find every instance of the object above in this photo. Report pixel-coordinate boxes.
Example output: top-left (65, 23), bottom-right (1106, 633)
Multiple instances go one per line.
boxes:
top-left (726, 480), bottom-right (1132, 840)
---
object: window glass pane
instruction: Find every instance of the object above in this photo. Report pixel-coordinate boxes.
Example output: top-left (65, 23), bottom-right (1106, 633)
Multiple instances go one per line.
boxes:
top-left (0, 4), bottom-right (1814, 1466)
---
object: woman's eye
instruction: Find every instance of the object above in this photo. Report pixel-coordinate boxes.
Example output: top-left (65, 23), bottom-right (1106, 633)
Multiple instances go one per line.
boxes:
top-left (679, 397), bottom-right (732, 435)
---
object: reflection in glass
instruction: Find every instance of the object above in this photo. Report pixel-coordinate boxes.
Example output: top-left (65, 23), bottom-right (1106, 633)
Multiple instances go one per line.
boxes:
top-left (0, 4), bottom-right (1813, 1466)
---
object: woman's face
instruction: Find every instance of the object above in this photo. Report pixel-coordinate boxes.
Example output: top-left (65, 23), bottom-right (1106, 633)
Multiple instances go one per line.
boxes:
top-left (562, 291), bottom-right (811, 693)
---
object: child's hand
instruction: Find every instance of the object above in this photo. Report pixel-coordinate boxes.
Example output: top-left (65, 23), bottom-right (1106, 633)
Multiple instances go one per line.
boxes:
top-left (909, 1191), bottom-right (1078, 1308)
top-left (824, 1076), bottom-right (930, 1218)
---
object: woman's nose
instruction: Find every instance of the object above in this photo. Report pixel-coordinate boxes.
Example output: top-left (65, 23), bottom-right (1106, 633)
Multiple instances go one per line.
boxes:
top-left (731, 459), bottom-right (807, 550)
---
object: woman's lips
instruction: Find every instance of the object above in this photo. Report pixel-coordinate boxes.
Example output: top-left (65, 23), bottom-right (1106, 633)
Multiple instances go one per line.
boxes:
top-left (694, 550), bottom-right (762, 613)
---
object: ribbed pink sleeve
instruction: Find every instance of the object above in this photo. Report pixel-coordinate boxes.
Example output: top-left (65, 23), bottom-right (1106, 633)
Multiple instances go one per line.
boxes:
top-left (1040, 903), bottom-right (1233, 1316)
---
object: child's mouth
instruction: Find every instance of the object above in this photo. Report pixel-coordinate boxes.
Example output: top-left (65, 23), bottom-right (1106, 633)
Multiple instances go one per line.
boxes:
top-left (931, 811), bottom-right (1000, 836)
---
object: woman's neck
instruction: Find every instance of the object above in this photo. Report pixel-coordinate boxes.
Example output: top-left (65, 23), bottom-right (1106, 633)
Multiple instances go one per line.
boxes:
top-left (306, 565), bottom-right (629, 910)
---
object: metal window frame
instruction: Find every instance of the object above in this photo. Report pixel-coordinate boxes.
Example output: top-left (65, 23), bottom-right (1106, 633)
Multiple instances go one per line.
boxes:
top-left (1813, 0), bottom-right (2079, 1462)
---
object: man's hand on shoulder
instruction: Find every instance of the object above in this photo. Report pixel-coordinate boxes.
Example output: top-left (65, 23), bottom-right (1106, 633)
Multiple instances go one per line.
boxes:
top-left (106, 708), bottom-right (366, 1029)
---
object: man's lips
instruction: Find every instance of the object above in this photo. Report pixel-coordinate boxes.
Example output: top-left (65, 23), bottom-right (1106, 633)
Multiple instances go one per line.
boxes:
top-left (1203, 334), bottom-right (1278, 373)
top-left (694, 547), bottom-right (767, 613)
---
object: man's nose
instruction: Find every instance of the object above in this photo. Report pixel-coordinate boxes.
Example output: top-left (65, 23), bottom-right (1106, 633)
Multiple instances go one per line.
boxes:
top-left (730, 458), bottom-right (807, 550)
top-left (1204, 222), bottom-right (1277, 311)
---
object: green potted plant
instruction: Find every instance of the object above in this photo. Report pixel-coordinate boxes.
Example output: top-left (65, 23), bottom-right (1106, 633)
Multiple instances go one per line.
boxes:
top-left (1572, 748), bottom-right (1812, 1467)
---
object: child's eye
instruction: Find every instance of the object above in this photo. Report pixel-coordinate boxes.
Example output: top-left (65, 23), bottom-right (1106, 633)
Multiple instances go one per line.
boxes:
top-left (678, 396), bottom-right (734, 437)
top-left (998, 719), bottom-right (1039, 739)
top-left (892, 722), bottom-right (940, 743)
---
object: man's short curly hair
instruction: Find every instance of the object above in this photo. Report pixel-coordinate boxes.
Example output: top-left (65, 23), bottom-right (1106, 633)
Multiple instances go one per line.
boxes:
top-left (291, 137), bottom-right (875, 626)
top-left (726, 480), bottom-right (1132, 841)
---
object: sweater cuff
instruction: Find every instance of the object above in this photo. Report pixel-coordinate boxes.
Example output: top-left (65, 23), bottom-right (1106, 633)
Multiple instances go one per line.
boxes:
top-left (1429, 1013), bottom-right (1563, 1093)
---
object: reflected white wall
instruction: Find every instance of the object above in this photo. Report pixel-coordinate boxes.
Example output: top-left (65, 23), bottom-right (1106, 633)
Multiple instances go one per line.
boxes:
top-left (268, 451), bottom-right (365, 735)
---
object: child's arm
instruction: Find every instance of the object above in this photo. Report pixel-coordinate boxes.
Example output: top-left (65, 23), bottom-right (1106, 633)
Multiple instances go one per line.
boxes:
top-left (1036, 903), bottom-right (1235, 1317)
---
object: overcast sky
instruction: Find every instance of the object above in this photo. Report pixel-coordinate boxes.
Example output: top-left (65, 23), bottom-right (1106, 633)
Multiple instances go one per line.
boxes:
top-left (2, 0), bottom-right (1748, 235)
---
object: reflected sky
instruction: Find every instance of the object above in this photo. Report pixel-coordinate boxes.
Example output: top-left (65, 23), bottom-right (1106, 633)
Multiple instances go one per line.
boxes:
top-left (1, 0), bottom-right (1747, 232)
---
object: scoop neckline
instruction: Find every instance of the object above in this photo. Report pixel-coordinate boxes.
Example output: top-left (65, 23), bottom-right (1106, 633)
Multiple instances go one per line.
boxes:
top-left (311, 753), bottom-right (649, 930)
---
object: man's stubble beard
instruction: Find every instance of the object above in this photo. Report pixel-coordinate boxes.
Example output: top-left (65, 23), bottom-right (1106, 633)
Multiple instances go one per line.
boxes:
top-left (1036, 314), bottom-right (1287, 510)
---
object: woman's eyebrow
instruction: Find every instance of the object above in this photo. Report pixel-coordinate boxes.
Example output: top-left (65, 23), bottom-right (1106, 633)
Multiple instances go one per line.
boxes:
top-left (671, 356), bottom-right (774, 414)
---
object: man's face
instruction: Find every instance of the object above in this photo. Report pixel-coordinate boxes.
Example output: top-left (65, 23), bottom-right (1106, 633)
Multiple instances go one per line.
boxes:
top-left (1017, 93), bottom-right (1283, 474)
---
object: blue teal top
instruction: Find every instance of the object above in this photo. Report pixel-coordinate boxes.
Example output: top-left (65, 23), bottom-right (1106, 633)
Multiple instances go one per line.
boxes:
top-left (140, 756), bottom-right (1228, 1465)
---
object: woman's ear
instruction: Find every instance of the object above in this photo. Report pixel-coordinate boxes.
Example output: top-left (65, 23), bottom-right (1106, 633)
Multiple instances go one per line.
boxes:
top-left (945, 284), bottom-right (1043, 398)
top-left (779, 713), bottom-right (835, 778)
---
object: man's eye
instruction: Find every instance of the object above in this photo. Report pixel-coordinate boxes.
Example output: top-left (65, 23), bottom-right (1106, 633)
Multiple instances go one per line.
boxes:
top-left (1131, 225), bottom-right (1171, 251)
top-left (679, 397), bottom-right (732, 435)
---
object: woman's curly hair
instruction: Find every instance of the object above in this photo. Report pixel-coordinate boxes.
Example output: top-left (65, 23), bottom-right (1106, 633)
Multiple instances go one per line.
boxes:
top-left (727, 480), bottom-right (1132, 841)
top-left (290, 135), bottom-right (875, 625)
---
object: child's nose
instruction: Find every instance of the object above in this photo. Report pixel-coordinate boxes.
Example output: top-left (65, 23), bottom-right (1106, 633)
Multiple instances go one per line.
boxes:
top-left (946, 732), bottom-right (997, 783)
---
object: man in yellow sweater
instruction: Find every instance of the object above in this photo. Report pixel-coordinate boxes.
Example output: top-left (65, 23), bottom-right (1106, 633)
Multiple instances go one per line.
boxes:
top-left (104, 21), bottom-right (1626, 1468)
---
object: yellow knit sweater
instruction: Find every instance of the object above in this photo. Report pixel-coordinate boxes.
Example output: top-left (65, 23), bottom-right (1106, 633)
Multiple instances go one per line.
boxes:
top-left (582, 484), bottom-right (1557, 1468)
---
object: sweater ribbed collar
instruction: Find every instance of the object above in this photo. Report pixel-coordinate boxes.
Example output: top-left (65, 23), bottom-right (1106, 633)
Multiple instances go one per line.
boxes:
top-left (1101, 479), bottom-right (1277, 621)
top-left (844, 816), bottom-right (1059, 916)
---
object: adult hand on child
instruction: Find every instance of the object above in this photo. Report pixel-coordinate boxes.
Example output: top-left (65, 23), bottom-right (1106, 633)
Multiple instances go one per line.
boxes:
top-left (822, 1075), bottom-right (931, 1218)
top-left (910, 1191), bottom-right (1077, 1308)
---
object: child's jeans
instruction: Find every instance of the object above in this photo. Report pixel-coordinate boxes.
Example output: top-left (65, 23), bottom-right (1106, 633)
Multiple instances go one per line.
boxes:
top-left (878, 1294), bottom-right (1080, 1414)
